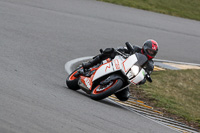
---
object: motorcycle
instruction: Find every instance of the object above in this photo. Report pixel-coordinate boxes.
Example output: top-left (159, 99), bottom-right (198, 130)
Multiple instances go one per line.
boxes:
top-left (66, 43), bottom-right (152, 100)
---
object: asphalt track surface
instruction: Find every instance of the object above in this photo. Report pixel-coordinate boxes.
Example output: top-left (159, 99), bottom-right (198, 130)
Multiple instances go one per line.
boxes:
top-left (0, 0), bottom-right (200, 133)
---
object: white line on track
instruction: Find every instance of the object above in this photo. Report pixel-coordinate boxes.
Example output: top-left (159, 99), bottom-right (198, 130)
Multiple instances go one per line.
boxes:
top-left (65, 56), bottom-right (93, 74)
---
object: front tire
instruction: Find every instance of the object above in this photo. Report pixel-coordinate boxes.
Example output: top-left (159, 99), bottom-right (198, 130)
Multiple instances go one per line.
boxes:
top-left (114, 87), bottom-right (130, 101)
top-left (66, 68), bottom-right (81, 90)
top-left (90, 79), bottom-right (123, 100)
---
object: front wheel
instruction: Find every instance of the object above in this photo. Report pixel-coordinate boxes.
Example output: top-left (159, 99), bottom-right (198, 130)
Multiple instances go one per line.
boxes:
top-left (66, 68), bottom-right (81, 90)
top-left (90, 79), bottom-right (123, 100)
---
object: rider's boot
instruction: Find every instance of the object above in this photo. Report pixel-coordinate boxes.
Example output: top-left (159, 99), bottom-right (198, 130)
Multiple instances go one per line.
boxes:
top-left (82, 56), bottom-right (101, 70)
top-left (82, 48), bottom-right (115, 70)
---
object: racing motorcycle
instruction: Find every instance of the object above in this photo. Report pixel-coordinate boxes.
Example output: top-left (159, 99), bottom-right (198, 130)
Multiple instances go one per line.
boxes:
top-left (66, 43), bottom-right (152, 100)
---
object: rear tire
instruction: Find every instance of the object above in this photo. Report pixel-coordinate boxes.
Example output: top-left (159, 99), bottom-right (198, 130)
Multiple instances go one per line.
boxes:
top-left (90, 79), bottom-right (123, 100)
top-left (66, 68), bottom-right (81, 90)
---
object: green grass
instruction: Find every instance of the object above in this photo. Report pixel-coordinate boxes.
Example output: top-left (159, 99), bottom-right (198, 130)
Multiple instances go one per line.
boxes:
top-left (130, 69), bottom-right (200, 129)
top-left (98, 0), bottom-right (200, 21)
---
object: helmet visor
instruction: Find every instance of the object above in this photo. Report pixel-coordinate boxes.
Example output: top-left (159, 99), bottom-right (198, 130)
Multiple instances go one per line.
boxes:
top-left (147, 49), bottom-right (157, 57)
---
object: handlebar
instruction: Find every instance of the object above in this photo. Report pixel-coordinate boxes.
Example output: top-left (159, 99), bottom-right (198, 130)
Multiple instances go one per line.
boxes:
top-left (115, 50), bottom-right (128, 58)
top-left (125, 42), bottom-right (134, 54)
top-left (146, 74), bottom-right (152, 82)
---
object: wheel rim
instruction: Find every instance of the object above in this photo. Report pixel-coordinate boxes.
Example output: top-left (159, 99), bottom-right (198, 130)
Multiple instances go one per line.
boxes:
top-left (93, 80), bottom-right (118, 94)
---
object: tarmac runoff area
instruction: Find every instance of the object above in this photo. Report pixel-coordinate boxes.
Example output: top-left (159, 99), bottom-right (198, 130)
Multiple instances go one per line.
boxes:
top-left (65, 57), bottom-right (200, 133)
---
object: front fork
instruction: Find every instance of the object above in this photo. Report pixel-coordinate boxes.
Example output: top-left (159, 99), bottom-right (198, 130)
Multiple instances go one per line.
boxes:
top-left (115, 83), bottom-right (131, 93)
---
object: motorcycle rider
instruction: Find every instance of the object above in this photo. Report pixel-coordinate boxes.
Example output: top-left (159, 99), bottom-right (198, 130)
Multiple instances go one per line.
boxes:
top-left (82, 39), bottom-right (159, 101)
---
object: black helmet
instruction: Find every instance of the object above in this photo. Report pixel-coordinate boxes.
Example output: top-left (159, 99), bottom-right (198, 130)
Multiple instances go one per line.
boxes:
top-left (142, 39), bottom-right (159, 60)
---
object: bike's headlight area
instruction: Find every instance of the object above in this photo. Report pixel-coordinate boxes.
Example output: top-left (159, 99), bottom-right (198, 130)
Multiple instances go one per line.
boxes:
top-left (131, 65), bottom-right (139, 76)
top-left (126, 65), bottom-right (140, 79)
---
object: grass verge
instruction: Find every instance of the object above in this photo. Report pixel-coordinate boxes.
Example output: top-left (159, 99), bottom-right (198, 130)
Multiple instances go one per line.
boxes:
top-left (130, 69), bottom-right (200, 130)
top-left (98, 0), bottom-right (200, 21)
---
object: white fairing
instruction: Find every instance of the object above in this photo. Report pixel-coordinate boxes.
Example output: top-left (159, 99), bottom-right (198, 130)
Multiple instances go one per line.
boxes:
top-left (130, 69), bottom-right (146, 85)
top-left (92, 56), bottom-right (124, 82)
top-left (123, 55), bottom-right (137, 73)
top-left (92, 62), bottom-right (114, 81)
top-left (113, 56), bottom-right (124, 71)
top-left (92, 54), bottom-right (146, 85)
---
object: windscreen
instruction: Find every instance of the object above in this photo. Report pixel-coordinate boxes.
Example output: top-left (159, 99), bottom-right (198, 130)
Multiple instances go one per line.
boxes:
top-left (135, 53), bottom-right (148, 67)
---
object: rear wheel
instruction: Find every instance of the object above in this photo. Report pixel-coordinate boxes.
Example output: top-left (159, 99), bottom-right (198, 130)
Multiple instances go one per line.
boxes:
top-left (90, 79), bottom-right (123, 100)
top-left (66, 68), bottom-right (81, 90)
